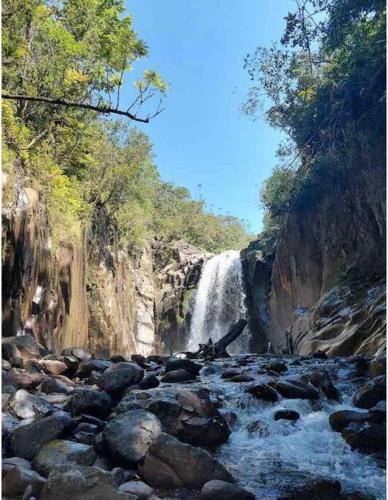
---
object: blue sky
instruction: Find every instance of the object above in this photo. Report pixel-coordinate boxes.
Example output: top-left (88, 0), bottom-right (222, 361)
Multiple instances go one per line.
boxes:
top-left (123, 1), bottom-right (294, 234)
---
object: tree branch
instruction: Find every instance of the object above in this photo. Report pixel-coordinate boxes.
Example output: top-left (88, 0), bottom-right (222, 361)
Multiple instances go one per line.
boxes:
top-left (2, 94), bottom-right (153, 123)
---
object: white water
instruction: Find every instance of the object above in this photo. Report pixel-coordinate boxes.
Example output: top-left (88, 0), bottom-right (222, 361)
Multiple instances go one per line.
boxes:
top-left (188, 250), bottom-right (250, 353)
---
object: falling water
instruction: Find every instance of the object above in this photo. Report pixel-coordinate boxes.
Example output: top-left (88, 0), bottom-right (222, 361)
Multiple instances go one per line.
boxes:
top-left (188, 250), bottom-right (250, 353)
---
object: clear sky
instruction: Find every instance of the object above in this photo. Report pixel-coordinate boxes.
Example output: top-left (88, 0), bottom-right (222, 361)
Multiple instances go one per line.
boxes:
top-left (123, 0), bottom-right (294, 234)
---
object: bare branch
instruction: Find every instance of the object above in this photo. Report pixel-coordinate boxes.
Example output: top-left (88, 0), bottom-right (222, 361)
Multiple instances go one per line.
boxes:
top-left (2, 94), bottom-right (155, 123)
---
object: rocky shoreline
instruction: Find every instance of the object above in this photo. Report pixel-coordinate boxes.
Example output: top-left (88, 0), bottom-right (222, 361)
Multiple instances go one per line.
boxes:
top-left (2, 335), bottom-right (386, 499)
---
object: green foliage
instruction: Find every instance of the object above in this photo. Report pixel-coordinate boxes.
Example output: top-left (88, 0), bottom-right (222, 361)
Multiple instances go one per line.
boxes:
top-left (245, 0), bottom-right (386, 253)
top-left (2, 1), bottom-right (250, 254)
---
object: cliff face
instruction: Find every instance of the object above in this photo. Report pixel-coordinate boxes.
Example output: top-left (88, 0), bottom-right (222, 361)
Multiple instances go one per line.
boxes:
top-left (2, 186), bottom-right (207, 357)
top-left (244, 157), bottom-right (386, 357)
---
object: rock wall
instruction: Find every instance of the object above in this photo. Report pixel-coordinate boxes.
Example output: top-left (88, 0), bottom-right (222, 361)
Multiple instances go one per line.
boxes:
top-left (2, 187), bottom-right (207, 357)
top-left (244, 155), bottom-right (386, 357)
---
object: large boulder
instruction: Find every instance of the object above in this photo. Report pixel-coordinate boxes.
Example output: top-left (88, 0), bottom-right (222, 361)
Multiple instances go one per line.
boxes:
top-left (40, 359), bottom-right (68, 376)
top-left (103, 409), bottom-right (161, 465)
top-left (353, 376), bottom-right (386, 409)
top-left (67, 389), bottom-right (112, 418)
top-left (61, 347), bottom-right (91, 362)
top-left (274, 409), bottom-right (300, 421)
top-left (329, 410), bottom-right (370, 432)
top-left (165, 358), bottom-right (202, 377)
top-left (2, 335), bottom-right (39, 361)
top-left (142, 432), bottom-right (233, 489)
top-left (9, 369), bottom-right (45, 389)
top-left (40, 465), bottom-right (131, 500)
top-left (309, 370), bottom-right (340, 401)
top-left (246, 384), bottom-right (278, 402)
top-left (161, 369), bottom-right (194, 383)
top-left (273, 379), bottom-right (320, 400)
top-left (8, 413), bottom-right (73, 460)
top-left (6, 389), bottom-right (53, 419)
top-left (283, 479), bottom-right (341, 499)
top-left (2, 464), bottom-right (46, 498)
top-left (76, 359), bottom-right (111, 378)
top-left (97, 362), bottom-right (144, 396)
top-left (342, 422), bottom-right (386, 453)
top-left (33, 439), bottom-right (96, 476)
top-left (200, 479), bottom-right (255, 500)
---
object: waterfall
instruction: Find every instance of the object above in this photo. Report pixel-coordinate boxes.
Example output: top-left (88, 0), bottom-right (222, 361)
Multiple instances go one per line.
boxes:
top-left (188, 250), bottom-right (250, 353)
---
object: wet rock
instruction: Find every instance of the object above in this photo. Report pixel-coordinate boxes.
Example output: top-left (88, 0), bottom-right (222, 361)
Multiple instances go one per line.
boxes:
top-left (368, 400), bottom-right (386, 423)
top-left (39, 377), bottom-right (71, 394)
top-left (103, 409), bottom-right (162, 465)
top-left (309, 370), bottom-right (340, 401)
top-left (2, 456), bottom-right (32, 472)
top-left (369, 355), bottom-right (386, 377)
top-left (76, 359), bottom-right (111, 378)
top-left (33, 439), bottom-right (96, 476)
top-left (312, 350), bottom-right (328, 359)
top-left (9, 413), bottom-right (73, 460)
top-left (142, 432), bottom-right (233, 489)
top-left (62, 355), bottom-right (79, 374)
top-left (200, 479), bottom-right (255, 500)
top-left (2, 342), bottom-right (21, 361)
top-left (2, 413), bottom-right (20, 456)
top-left (283, 478), bottom-right (341, 499)
top-left (246, 383), bottom-right (278, 402)
top-left (7, 389), bottom-right (53, 419)
top-left (111, 355), bottom-right (127, 363)
top-left (67, 389), bottom-right (112, 418)
top-left (161, 368), bottom-right (194, 383)
top-left (97, 362), bottom-right (144, 396)
top-left (228, 373), bottom-right (255, 383)
top-left (40, 465), bottom-right (130, 500)
top-left (2, 464), bottom-right (46, 498)
top-left (273, 379), bottom-right (320, 400)
top-left (165, 358), bottom-right (202, 377)
top-left (2, 370), bottom-right (18, 394)
top-left (342, 422), bottom-right (386, 453)
top-left (246, 419), bottom-right (269, 437)
top-left (353, 375), bottom-right (386, 409)
top-left (3, 336), bottom-right (39, 361)
top-left (118, 480), bottom-right (154, 498)
top-left (221, 369), bottom-right (240, 379)
top-left (329, 410), bottom-right (370, 432)
top-left (40, 360), bottom-right (67, 376)
top-left (263, 362), bottom-right (288, 373)
top-left (274, 409), bottom-right (300, 421)
top-left (131, 354), bottom-right (150, 369)
top-left (139, 374), bottom-right (160, 390)
top-left (61, 347), bottom-right (91, 362)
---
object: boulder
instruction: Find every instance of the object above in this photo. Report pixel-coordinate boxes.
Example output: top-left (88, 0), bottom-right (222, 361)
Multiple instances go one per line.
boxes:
top-left (2, 370), bottom-right (18, 394)
top-left (263, 362), bottom-right (288, 373)
top-left (40, 465), bottom-right (131, 500)
top-left (221, 369), bottom-right (241, 379)
top-left (228, 373), bottom-right (255, 383)
top-left (2, 464), bottom-right (46, 498)
top-left (165, 358), bottom-right (202, 376)
top-left (369, 355), bottom-right (386, 377)
top-left (368, 400), bottom-right (386, 423)
top-left (131, 354), bottom-right (150, 369)
top-left (342, 422), bottom-right (386, 453)
top-left (329, 410), bottom-right (370, 432)
top-left (139, 374), bottom-right (160, 390)
top-left (246, 384), bottom-right (278, 402)
top-left (67, 389), bottom-right (112, 418)
top-left (3, 335), bottom-right (39, 360)
top-left (33, 439), bottom-right (96, 476)
top-left (161, 369), bottom-right (195, 383)
top-left (97, 362), bottom-right (144, 396)
top-left (200, 479), bottom-right (255, 500)
top-left (103, 409), bottom-right (162, 465)
top-left (40, 360), bottom-right (68, 376)
top-left (309, 370), bottom-right (340, 401)
top-left (61, 347), bottom-right (91, 362)
top-left (76, 359), bottom-right (111, 378)
top-left (283, 478), bottom-right (341, 499)
top-left (39, 377), bottom-right (71, 394)
top-left (353, 376), bottom-right (386, 409)
top-left (6, 389), bottom-right (53, 419)
top-left (274, 409), bottom-right (300, 421)
top-left (118, 480), bottom-right (154, 498)
top-left (111, 355), bottom-right (127, 363)
top-left (9, 413), bottom-right (73, 460)
top-left (9, 368), bottom-right (45, 389)
top-left (142, 432), bottom-right (233, 489)
top-left (273, 379), bottom-right (320, 400)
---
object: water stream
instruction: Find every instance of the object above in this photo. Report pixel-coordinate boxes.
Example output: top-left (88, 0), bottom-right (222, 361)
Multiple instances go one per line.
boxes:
top-left (188, 250), bottom-right (250, 353)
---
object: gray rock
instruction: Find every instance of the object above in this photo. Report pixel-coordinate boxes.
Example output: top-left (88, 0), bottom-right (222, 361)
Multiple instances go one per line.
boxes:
top-left (61, 347), bottom-right (91, 362)
top-left (139, 375), bottom-right (160, 390)
top-left (40, 465), bottom-right (132, 500)
top-left (142, 432), bottom-right (233, 489)
top-left (39, 377), bottom-right (71, 394)
top-left (68, 389), bottom-right (112, 418)
top-left (246, 384), bottom-right (278, 402)
top-left (353, 376), bottom-right (386, 409)
top-left (161, 368), bottom-right (194, 383)
top-left (2, 370), bottom-right (18, 394)
top-left (165, 358), bottom-right (202, 376)
top-left (200, 479), bottom-right (255, 500)
top-left (309, 370), bottom-right (340, 401)
top-left (329, 410), bottom-right (370, 432)
top-left (103, 409), bottom-right (161, 465)
top-left (97, 362), bottom-right (144, 396)
top-left (9, 413), bottom-right (73, 460)
top-left (40, 360), bottom-right (68, 376)
top-left (228, 373), bottom-right (254, 383)
top-left (33, 439), bottom-right (96, 476)
top-left (274, 409), bottom-right (300, 421)
top-left (118, 480), bottom-right (154, 498)
top-left (76, 359), bottom-right (111, 378)
top-left (263, 362), bottom-right (288, 373)
top-left (342, 422), bottom-right (386, 453)
top-left (7, 389), bottom-right (53, 419)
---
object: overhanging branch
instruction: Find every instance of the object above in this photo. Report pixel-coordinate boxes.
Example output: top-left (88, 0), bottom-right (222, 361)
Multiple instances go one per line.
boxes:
top-left (2, 93), bottom-right (154, 123)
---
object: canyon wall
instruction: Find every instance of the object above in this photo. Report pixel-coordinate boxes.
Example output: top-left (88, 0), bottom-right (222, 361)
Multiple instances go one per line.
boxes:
top-left (244, 156), bottom-right (386, 357)
top-left (2, 185), bottom-right (207, 357)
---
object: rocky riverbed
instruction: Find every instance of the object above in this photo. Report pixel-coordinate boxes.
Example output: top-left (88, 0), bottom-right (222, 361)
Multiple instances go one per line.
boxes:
top-left (2, 335), bottom-right (386, 499)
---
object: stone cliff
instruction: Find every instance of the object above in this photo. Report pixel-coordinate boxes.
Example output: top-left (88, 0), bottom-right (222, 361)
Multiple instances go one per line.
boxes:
top-left (2, 186), bottom-right (208, 357)
top-left (243, 158), bottom-right (386, 357)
